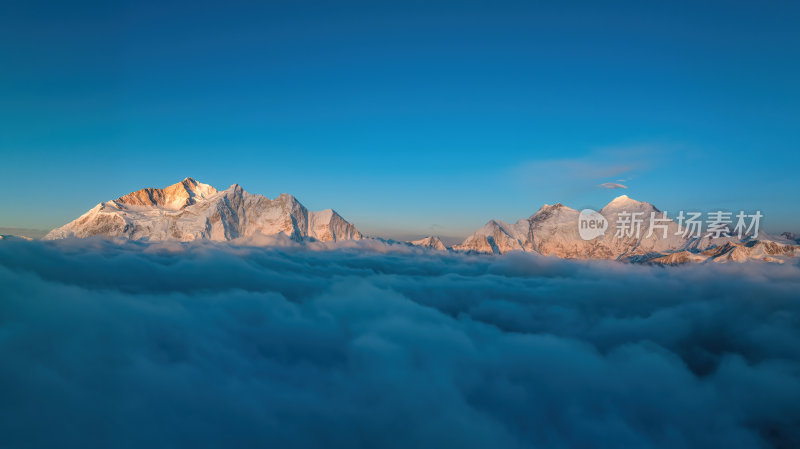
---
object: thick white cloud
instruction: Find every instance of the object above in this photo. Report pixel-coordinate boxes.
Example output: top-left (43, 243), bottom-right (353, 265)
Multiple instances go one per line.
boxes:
top-left (0, 239), bottom-right (799, 448)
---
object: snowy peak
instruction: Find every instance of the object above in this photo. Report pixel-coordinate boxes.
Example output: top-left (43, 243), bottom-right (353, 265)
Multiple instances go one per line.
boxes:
top-left (116, 177), bottom-right (217, 210)
top-left (409, 236), bottom-right (448, 251)
top-left (453, 218), bottom-right (533, 254)
top-left (600, 194), bottom-right (657, 213)
top-left (538, 202), bottom-right (568, 210)
top-left (529, 202), bottom-right (577, 222)
top-left (308, 209), bottom-right (362, 242)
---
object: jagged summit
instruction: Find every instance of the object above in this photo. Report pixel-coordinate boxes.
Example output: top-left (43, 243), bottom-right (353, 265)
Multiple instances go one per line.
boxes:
top-left (409, 236), bottom-right (448, 251)
top-left (116, 177), bottom-right (218, 210)
top-left (45, 178), bottom-right (362, 243)
top-left (529, 202), bottom-right (577, 222)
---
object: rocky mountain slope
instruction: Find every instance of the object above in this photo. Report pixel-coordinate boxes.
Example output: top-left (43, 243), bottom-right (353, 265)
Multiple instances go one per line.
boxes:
top-left (45, 178), bottom-right (362, 242)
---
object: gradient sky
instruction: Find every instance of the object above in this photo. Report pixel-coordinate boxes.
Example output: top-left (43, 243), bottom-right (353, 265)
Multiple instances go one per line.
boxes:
top-left (2, 0), bottom-right (798, 239)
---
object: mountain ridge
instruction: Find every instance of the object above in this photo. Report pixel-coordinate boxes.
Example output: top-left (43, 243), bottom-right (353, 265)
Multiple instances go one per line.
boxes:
top-left (451, 194), bottom-right (797, 264)
top-left (45, 178), bottom-right (362, 243)
top-left (40, 180), bottom-right (798, 264)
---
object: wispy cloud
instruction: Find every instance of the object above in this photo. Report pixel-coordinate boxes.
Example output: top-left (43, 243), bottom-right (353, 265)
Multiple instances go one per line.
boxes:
top-left (516, 158), bottom-right (637, 183)
top-left (599, 182), bottom-right (628, 189)
top-left (512, 145), bottom-right (665, 198)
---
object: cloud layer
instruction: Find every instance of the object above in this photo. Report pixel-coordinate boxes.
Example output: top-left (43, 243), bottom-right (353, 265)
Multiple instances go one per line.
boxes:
top-left (1, 239), bottom-right (799, 449)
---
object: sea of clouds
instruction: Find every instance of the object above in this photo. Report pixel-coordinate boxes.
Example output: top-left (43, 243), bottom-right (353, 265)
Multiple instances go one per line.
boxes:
top-left (1, 238), bottom-right (799, 449)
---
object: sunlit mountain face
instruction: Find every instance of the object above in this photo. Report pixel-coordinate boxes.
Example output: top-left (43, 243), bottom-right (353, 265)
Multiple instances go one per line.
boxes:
top-left (45, 178), bottom-right (362, 243)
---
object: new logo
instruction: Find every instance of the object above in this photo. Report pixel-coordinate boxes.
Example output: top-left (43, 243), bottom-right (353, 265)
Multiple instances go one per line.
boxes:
top-left (578, 209), bottom-right (608, 240)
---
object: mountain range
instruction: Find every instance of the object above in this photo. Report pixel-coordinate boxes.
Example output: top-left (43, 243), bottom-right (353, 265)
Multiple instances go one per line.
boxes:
top-left (448, 195), bottom-right (797, 263)
top-left (44, 178), bottom-right (361, 242)
top-left (39, 178), bottom-right (799, 264)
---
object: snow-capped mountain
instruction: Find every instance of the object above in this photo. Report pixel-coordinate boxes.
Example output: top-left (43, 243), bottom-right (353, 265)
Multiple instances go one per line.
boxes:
top-left (455, 195), bottom-right (798, 263)
top-left (45, 178), bottom-right (362, 242)
top-left (408, 236), bottom-right (448, 251)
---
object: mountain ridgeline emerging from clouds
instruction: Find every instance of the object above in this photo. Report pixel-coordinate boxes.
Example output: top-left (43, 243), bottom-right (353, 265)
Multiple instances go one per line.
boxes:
top-left (44, 179), bottom-right (798, 264)
top-left (45, 178), bottom-right (362, 243)
top-left (449, 195), bottom-right (798, 263)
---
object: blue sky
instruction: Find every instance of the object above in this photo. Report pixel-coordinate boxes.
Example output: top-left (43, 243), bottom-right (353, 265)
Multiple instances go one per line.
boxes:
top-left (1, 0), bottom-right (798, 238)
